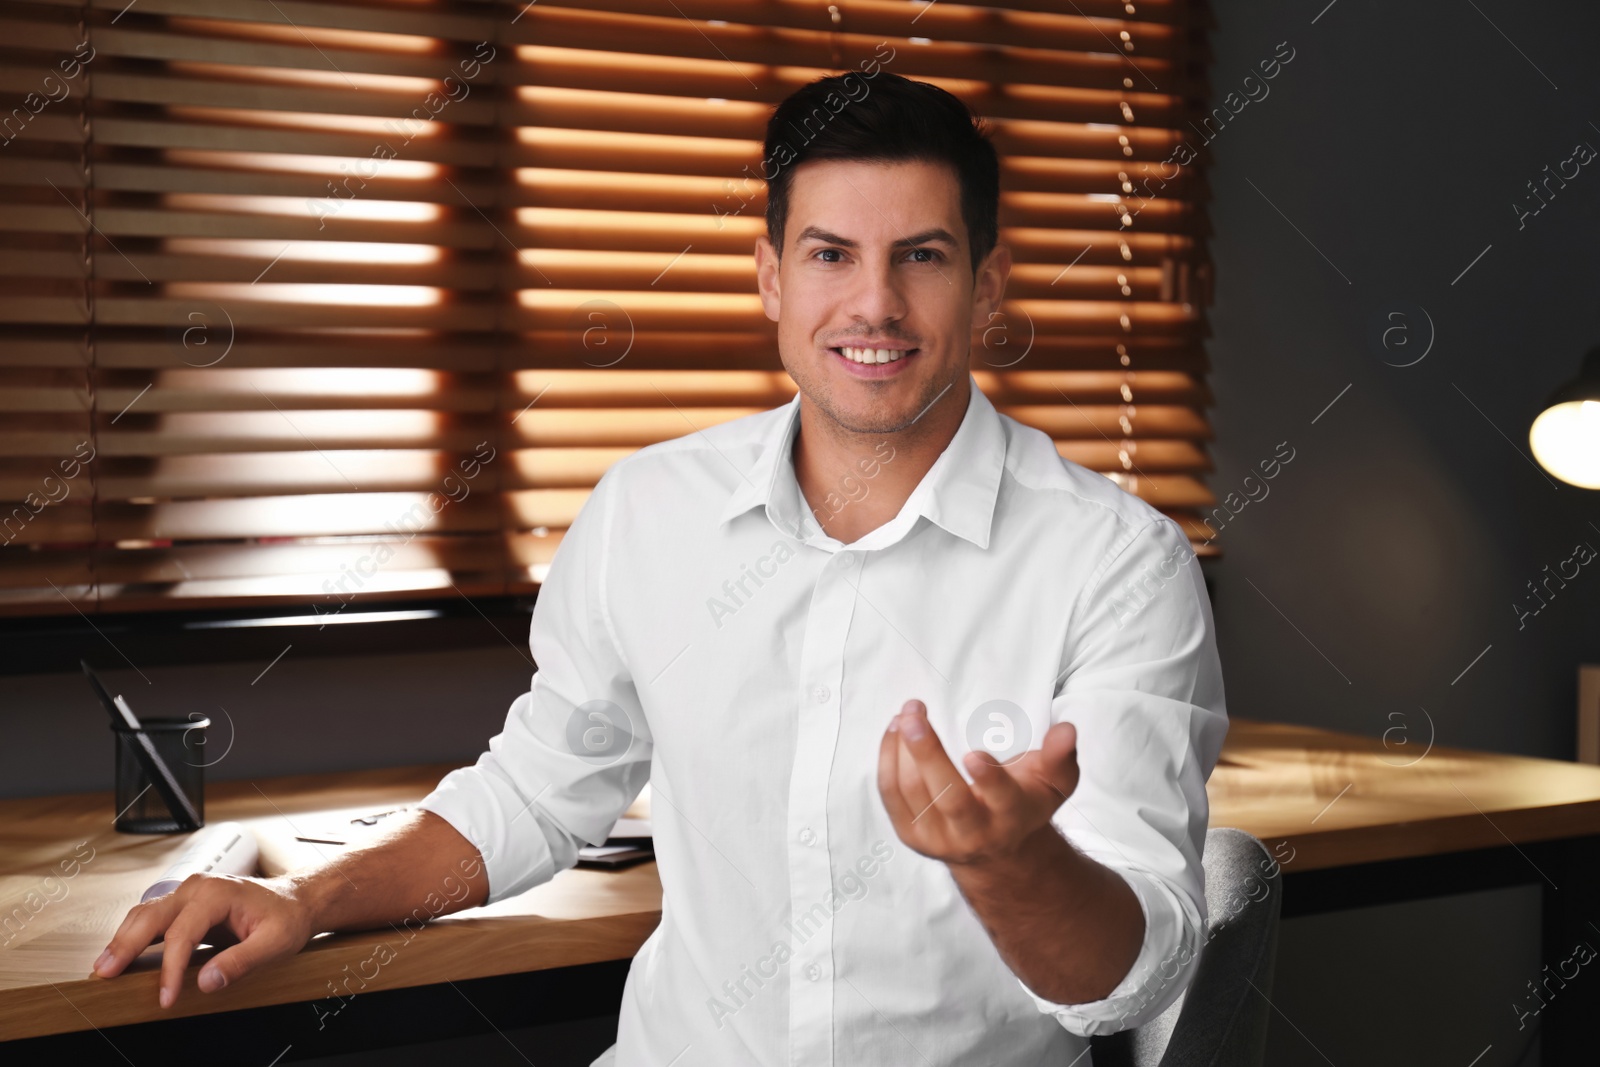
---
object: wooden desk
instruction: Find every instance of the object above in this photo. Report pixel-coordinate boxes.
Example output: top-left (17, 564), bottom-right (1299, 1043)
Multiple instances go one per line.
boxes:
top-left (5, 717), bottom-right (1600, 1060)
top-left (0, 762), bottom-right (662, 1044)
top-left (1209, 717), bottom-right (1600, 870)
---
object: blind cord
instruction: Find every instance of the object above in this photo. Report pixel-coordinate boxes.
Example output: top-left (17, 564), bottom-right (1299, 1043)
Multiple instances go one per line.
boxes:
top-left (77, 0), bottom-right (100, 613)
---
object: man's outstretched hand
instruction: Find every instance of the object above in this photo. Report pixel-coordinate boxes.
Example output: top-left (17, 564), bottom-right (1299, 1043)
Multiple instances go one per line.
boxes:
top-left (91, 874), bottom-right (317, 1009)
top-left (877, 698), bottom-right (1080, 866)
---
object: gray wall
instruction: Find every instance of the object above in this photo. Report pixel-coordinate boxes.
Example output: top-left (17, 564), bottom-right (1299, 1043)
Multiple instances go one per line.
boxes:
top-left (1203, 0), bottom-right (1600, 752)
top-left (0, 648), bottom-right (531, 798)
top-left (1203, 0), bottom-right (1598, 1063)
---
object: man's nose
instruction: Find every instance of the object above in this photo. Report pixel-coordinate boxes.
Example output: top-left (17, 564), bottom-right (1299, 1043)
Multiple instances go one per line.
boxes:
top-left (845, 259), bottom-right (910, 325)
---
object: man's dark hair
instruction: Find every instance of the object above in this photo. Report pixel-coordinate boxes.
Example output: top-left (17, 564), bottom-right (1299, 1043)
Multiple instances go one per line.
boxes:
top-left (761, 72), bottom-right (1000, 275)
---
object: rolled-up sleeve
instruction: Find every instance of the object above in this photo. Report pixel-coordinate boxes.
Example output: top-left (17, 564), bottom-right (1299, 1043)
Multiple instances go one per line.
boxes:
top-left (1021, 516), bottom-right (1229, 1036)
top-left (417, 465), bottom-right (653, 905)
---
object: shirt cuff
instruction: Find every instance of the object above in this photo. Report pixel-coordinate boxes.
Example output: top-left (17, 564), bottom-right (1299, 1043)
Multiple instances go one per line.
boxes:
top-left (416, 752), bottom-right (583, 906)
top-left (1018, 863), bottom-right (1204, 1037)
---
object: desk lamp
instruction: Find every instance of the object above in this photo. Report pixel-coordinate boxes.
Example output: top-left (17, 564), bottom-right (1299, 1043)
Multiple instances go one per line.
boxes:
top-left (1530, 344), bottom-right (1600, 488)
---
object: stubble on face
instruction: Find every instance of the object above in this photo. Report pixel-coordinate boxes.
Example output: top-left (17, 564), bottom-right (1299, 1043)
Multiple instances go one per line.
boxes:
top-left (791, 356), bottom-right (960, 440)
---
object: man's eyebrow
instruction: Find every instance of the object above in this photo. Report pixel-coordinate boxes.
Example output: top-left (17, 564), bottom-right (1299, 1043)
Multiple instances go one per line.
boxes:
top-left (793, 226), bottom-right (960, 249)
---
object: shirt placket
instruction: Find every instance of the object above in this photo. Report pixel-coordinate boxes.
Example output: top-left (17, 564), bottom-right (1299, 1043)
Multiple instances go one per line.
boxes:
top-left (786, 547), bottom-right (860, 1067)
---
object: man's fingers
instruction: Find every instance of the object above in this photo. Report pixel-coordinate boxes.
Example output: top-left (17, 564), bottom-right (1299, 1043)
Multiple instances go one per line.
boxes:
top-left (895, 703), bottom-right (981, 827)
top-left (1037, 721), bottom-right (1080, 797)
top-left (198, 923), bottom-right (291, 994)
top-left (894, 724), bottom-right (935, 818)
top-left (964, 749), bottom-right (1028, 810)
top-left (158, 897), bottom-right (230, 1008)
top-left (877, 721), bottom-right (916, 828)
top-left (95, 895), bottom-right (184, 978)
top-left (94, 874), bottom-right (314, 1011)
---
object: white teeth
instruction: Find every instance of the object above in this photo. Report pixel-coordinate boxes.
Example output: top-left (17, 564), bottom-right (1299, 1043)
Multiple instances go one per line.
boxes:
top-left (839, 346), bottom-right (907, 365)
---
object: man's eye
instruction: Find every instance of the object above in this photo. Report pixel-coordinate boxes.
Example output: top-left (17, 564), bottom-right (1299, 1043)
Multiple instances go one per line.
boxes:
top-left (907, 248), bottom-right (941, 263)
top-left (814, 248), bottom-right (844, 263)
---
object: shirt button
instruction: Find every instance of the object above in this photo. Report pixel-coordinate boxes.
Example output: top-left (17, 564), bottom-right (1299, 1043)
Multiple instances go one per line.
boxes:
top-left (811, 684), bottom-right (830, 704)
top-left (806, 963), bottom-right (822, 982)
top-left (836, 551), bottom-right (853, 567)
top-left (798, 826), bottom-right (816, 846)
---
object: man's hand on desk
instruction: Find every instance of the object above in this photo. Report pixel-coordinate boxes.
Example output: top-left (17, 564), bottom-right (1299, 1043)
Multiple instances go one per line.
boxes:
top-left (877, 697), bottom-right (1081, 867)
top-left (89, 808), bottom-right (490, 1010)
top-left (91, 874), bottom-right (315, 1009)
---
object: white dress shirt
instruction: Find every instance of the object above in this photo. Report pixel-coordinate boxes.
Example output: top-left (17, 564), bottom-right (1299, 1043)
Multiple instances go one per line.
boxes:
top-left (418, 373), bottom-right (1229, 1066)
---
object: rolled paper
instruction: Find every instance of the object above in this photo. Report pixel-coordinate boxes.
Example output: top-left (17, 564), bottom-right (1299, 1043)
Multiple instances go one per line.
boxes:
top-left (139, 821), bottom-right (260, 904)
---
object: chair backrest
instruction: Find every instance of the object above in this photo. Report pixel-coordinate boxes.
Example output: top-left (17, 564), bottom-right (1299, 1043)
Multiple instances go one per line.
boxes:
top-left (1089, 827), bottom-right (1282, 1067)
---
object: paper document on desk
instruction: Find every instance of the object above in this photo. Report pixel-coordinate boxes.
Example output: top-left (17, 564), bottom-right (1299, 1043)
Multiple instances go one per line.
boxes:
top-left (606, 816), bottom-right (651, 840)
top-left (577, 786), bottom-right (653, 868)
top-left (290, 785), bottom-right (653, 867)
top-left (294, 805), bottom-right (416, 846)
top-left (577, 841), bottom-right (653, 868)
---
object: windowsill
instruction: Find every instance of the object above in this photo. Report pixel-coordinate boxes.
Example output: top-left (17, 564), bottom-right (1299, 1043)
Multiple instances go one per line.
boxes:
top-left (0, 596), bottom-right (538, 677)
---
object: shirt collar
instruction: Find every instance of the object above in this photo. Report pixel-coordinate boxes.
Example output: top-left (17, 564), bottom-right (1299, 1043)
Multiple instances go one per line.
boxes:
top-left (716, 373), bottom-right (1006, 551)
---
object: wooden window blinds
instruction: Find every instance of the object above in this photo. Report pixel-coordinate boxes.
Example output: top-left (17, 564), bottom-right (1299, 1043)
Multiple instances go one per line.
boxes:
top-left (0, 0), bottom-right (1217, 618)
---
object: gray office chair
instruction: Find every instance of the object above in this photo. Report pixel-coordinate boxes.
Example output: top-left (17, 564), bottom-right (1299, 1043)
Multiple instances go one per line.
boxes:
top-left (1088, 827), bottom-right (1282, 1067)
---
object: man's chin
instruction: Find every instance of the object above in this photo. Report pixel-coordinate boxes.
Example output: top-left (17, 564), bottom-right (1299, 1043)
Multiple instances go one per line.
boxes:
top-left (822, 392), bottom-right (947, 437)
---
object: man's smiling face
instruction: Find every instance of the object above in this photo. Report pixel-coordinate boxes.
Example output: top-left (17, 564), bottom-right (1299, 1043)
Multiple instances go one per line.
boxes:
top-left (756, 158), bottom-right (1008, 437)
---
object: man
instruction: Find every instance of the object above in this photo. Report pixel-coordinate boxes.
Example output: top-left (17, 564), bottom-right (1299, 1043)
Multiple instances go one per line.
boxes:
top-left (94, 72), bottom-right (1227, 1065)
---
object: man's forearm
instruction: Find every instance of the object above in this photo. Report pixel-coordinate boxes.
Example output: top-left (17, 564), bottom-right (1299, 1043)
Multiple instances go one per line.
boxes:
top-left (284, 809), bottom-right (490, 934)
top-left (948, 822), bottom-right (1144, 1006)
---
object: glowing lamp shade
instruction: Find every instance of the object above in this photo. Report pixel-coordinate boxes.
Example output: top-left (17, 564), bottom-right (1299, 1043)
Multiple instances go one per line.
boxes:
top-left (1529, 346), bottom-right (1600, 489)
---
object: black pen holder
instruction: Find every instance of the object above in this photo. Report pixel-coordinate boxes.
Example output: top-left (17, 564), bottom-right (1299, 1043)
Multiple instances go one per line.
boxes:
top-left (111, 716), bottom-right (208, 833)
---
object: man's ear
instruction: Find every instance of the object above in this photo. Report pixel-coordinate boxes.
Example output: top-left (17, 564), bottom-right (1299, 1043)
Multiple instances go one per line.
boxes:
top-left (971, 240), bottom-right (1012, 325)
top-left (755, 235), bottom-right (782, 323)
